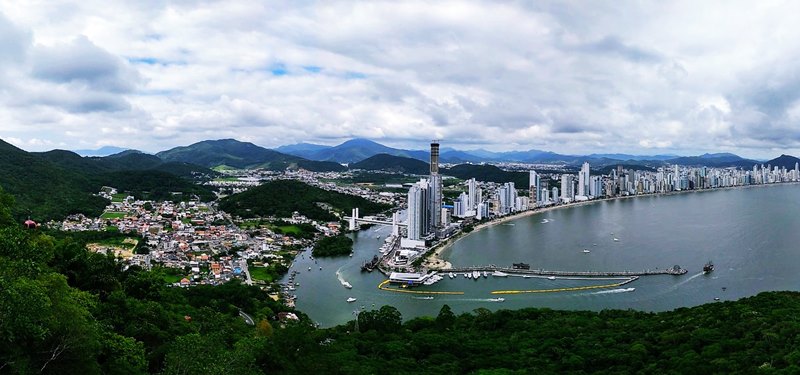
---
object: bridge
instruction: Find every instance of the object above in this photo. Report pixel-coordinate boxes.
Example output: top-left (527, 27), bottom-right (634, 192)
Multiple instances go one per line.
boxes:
top-left (441, 265), bottom-right (688, 277)
top-left (344, 208), bottom-right (405, 235)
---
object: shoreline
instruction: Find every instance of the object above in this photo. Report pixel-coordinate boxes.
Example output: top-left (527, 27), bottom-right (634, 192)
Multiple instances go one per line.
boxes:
top-left (425, 181), bottom-right (800, 269)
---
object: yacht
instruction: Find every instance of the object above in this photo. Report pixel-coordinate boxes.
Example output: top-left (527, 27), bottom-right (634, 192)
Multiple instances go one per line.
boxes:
top-left (483, 271), bottom-right (488, 278)
top-left (488, 298), bottom-right (505, 302)
top-left (448, 272), bottom-right (455, 279)
top-left (492, 271), bottom-right (509, 277)
top-left (342, 281), bottom-right (353, 289)
top-left (308, 267), bottom-right (311, 271)
top-left (613, 238), bottom-right (619, 242)
top-left (583, 249), bottom-right (591, 253)
top-left (346, 297), bottom-right (357, 303)
top-left (472, 271), bottom-right (480, 279)
top-left (547, 276), bottom-right (556, 280)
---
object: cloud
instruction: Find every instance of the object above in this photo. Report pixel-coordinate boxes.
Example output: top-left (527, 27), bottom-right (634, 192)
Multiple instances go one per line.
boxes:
top-left (1, 1), bottom-right (800, 158)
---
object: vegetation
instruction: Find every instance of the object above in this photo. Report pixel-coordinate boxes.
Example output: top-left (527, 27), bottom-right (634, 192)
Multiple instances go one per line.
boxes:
top-left (350, 153), bottom-right (430, 174)
top-left (0, 140), bottom-right (216, 221)
top-left (219, 179), bottom-right (391, 222)
top-left (312, 235), bottom-right (354, 257)
top-left (3, 185), bottom-right (800, 373)
top-left (332, 171), bottom-right (419, 185)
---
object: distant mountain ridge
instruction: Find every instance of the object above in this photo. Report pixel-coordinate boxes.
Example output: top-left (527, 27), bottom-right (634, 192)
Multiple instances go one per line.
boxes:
top-left (73, 146), bottom-right (130, 157)
top-left (156, 139), bottom-right (346, 172)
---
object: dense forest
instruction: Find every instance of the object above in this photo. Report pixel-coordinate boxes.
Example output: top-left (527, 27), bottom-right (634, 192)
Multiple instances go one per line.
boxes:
top-left (4, 186), bottom-right (800, 373)
top-left (0, 140), bottom-right (216, 221)
top-left (218, 179), bottom-right (391, 222)
top-left (312, 235), bottom-right (354, 257)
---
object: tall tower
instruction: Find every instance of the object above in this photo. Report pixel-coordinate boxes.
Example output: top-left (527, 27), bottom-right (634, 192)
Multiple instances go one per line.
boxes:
top-left (578, 162), bottom-right (590, 197)
top-left (428, 141), bottom-right (442, 235)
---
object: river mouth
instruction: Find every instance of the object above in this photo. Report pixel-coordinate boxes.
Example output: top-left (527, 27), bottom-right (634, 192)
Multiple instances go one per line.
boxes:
top-left (287, 184), bottom-right (800, 327)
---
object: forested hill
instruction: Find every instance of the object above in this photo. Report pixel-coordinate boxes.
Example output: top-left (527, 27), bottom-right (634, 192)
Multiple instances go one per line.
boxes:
top-left (218, 179), bottom-right (391, 221)
top-left (2, 188), bottom-right (800, 373)
top-left (0, 139), bottom-right (215, 220)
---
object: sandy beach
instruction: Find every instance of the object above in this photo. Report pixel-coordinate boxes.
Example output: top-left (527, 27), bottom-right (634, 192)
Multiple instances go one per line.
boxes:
top-left (423, 181), bottom-right (800, 270)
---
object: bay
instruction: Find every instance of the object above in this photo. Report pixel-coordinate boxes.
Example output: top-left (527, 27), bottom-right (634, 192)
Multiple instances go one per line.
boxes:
top-left (284, 184), bottom-right (800, 327)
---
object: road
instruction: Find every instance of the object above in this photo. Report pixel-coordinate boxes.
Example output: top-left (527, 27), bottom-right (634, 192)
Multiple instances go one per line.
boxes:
top-left (239, 259), bottom-right (253, 286)
top-left (238, 310), bottom-right (255, 326)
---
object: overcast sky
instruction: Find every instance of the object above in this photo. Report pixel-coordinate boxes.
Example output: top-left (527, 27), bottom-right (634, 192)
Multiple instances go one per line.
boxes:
top-left (1, 1), bottom-right (800, 158)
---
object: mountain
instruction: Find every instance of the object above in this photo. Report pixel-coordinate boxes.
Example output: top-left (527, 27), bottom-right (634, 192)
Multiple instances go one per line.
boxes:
top-left (273, 142), bottom-right (331, 156)
top-left (443, 164), bottom-right (530, 187)
top-left (665, 153), bottom-right (758, 168)
top-left (587, 153), bottom-right (678, 161)
top-left (350, 154), bottom-right (430, 174)
top-left (156, 139), bottom-right (345, 172)
top-left (73, 145), bottom-right (129, 157)
top-left (218, 179), bottom-right (391, 222)
top-left (301, 138), bottom-right (429, 164)
top-left (0, 140), bottom-right (107, 220)
top-left (763, 154), bottom-right (800, 170)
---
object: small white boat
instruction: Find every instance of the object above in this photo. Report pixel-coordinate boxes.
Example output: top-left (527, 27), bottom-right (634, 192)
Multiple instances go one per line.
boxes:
top-left (583, 249), bottom-right (591, 253)
top-left (466, 273), bottom-right (472, 279)
top-left (547, 276), bottom-right (556, 280)
top-left (489, 298), bottom-right (505, 302)
top-left (492, 271), bottom-right (509, 277)
top-left (346, 297), bottom-right (357, 303)
top-left (342, 281), bottom-right (353, 289)
top-left (308, 267), bottom-right (311, 271)
top-left (483, 271), bottom-right (488, 278)
top-left (349, 253), bottom-right (353, 257)
top-left (319, 266), bottom-right (323, 270)
top-left (416, 296), bottom-right (434, 300)
top-left (472, 271), bottom-right (480, 279)
top-left (613, 238), bottom-right (619, 242)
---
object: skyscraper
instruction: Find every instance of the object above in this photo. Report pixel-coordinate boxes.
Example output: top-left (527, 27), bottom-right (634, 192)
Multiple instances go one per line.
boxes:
top-left (529, 170), bottom-right (540, 207)
top-left (561, 174), bottom-right (574, 202)
top-left (428, 141), bottom-right (443, 235)
top-left (578, 162), bottom-right (590, 197)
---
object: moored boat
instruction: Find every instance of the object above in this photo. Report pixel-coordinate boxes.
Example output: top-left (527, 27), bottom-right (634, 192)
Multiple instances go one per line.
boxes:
top-left (703, 261), bottom-right (714, 273)
top-left (492, 271), bottom-right (509, 277)
top-left (346, 297), bottom-right (357, 303)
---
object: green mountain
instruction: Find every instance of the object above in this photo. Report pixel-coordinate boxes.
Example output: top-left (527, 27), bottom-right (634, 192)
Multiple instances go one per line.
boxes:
top-left (218, 179), bottom-right (391, 222)
top-left (156, 139), bottom-right (345, 172)
top-left (763, 154), bottom-right (800, 169)
top-left (444, 164), bottom-right (530, 187)
top-left (350, 153), bottom-right (430, 174)
top-left (0, 140), bottom-right (108, 220)
top-left (303, 138), bottom-right (429, 164)
top-left (0, 140), bottom-right (216, 220)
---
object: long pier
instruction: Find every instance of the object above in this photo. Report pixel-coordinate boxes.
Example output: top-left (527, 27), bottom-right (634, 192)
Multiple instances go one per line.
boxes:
top-left (442, 265), bottom-right (687, 277)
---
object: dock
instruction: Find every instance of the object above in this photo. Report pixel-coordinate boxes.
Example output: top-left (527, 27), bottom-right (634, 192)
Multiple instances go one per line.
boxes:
top-left (442, 265), bottom-right (687, 277)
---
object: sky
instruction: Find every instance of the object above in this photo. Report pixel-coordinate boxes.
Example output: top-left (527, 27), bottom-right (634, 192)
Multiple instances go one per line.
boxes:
top-left (1, 1), bottom-right (800, 158)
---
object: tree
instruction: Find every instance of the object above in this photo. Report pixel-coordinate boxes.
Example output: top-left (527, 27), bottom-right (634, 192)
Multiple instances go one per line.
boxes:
top-left (436, 304), bottom-right (456, 330)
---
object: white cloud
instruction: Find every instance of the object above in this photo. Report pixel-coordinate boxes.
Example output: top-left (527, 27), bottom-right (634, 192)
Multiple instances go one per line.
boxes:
top-left (1, 1), bottom-right (800, 158)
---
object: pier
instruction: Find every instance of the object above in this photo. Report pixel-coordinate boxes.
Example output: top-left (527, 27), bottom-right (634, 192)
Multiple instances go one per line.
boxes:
top-left (441, 265), bottom-right (687, 277)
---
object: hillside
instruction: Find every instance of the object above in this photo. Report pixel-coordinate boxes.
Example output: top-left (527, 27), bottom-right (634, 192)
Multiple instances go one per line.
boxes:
top-left (350, 153), bottom-right (430, 174)
top-left (763, 154), bottom-right (800, 169)
top-left (304, 138), bottom-right (429, 163)
top-left (0, 141), bottom-right (217, 220)
top-left (0, 140), bottom-right (107, 220)
top-left (444, 164), bottom-right (530, 187)
top-left (157, 139), bottom-right (345, 172)
top-left (665, 153), bottom-right (758, 168)
top-left (218, 179), bottom-right (391, 221)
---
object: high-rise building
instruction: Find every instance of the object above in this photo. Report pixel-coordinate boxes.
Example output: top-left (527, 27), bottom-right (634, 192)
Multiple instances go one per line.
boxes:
top-left (406, 182), bottom-right (428, 240)
top-left (428, 141), bottom-right (443, 234)
top-left (578, 162), bottom-right (590, 197)
top-left (467, 178), bottom-right (478, 210)
top-left (590, 175), bottom-right (603, 197)
top-left (560, 174), bottom-right (574, 202)
top-left (497, 182), bottom-right (517, 214)
top-left (529, 171), bottom-right (540, 206)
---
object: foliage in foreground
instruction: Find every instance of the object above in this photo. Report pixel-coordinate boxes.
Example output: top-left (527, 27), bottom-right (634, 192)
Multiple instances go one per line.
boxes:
top-left (3, 186), bottom-right (800, 374)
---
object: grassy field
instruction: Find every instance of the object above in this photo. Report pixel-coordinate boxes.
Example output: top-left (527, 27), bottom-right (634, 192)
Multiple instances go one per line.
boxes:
top-left (100, 212), bottom-right (126, 219)
top-left (277, 225), bottom-right (302, 234)
top-left (111, 193), bottom-right (128, 202)
top-left (248, 266), bottom-right (273, 282)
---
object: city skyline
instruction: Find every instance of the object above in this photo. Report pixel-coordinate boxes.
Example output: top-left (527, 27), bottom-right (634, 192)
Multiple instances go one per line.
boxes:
top-left (2, 2), bottom-right (800, 158)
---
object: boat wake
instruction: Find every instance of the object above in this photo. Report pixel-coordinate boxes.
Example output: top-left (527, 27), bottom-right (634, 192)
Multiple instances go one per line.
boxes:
top-left (336, 267), bottom-right (352, 289)
top-left (671, 272), bottom-right (704, 289)
top-left (593, 287), bottom-right (635, 295)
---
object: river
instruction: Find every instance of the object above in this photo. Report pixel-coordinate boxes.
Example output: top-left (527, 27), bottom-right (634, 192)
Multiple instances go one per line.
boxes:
top-left (282, 184), bottom-right (800, 327)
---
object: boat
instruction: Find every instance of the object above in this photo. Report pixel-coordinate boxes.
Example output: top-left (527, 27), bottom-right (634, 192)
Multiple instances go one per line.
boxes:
top-left (547, 276), bottom-right (556, 280)
top-left (308, 267), bottom-right (311, 271)
top-left (319, 266), bottom-right (322, 270)
top-left (349, 253), bottom-right (353, 257)
top-left (703, 261), bottom-right (714, 273)
top-left (512, 262), bottom-right (530, 270)
top-left (376, 235), bottom-right (381, 239)
top-left (342, 281), bottom-right (353, 289)
top-left (472, 271), bottom-right (480, 279)
top-left (448, 272), bottom-right (455, 279)
top-left (483, 271), bottom-right (488, 278)
top-left (613, 238), bottom-right (619, 242)
top-left (488, 298), bottom-right (505, 302)
top-left (714, 297), bottom-right (720, 301)
top-left (492, 271), bottom-right (509, 277)
top-left (466, 273), bottom-right (472, 279)
top-left (346, 297), bottom-right (357, 303)
top-left (582, 249), bottom-right (590, 253)
top-left (415, 296), bottom-right (434, 300)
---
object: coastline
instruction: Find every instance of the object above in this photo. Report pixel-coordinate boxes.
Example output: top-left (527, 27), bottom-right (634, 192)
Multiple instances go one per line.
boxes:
top-left (425, 181), bottom-right (800, 269)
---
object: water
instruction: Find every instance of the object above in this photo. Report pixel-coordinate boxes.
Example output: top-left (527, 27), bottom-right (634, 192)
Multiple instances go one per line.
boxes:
top-left (284, 184), bottom-right (800, 327)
